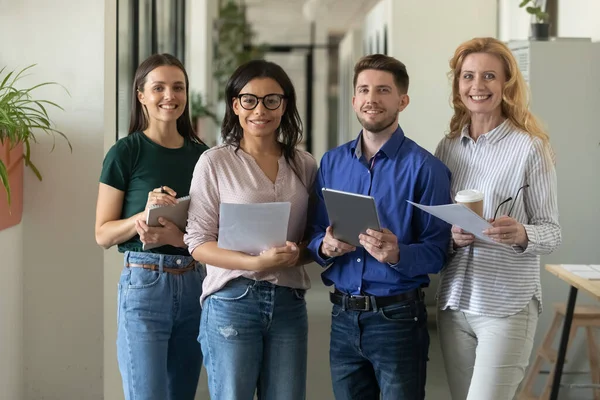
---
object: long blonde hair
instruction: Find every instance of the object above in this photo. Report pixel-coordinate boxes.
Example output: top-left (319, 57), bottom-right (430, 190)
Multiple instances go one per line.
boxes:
top-left (447, 37), bottom-right (548, 142)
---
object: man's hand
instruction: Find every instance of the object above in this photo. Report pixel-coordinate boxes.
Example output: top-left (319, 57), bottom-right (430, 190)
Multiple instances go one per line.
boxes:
top-left (451, 225), bottom-right (475, 249)
top-left (319, 226), bottom-right (356, 258)
top-left (359, 228), bottom-right (399, 264)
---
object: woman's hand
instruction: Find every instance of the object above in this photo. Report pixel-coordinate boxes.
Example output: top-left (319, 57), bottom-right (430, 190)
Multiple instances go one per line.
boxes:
top-left (483, 216), bottom-right (528, 247)
top-left (452, 225), bottom-right (475, 249)
top-left (255, 241), bottom-right (300, 270)
top-left (135, 217), bottom-right (185, 248)
top-left (145, 185), bottom-right (178, 212)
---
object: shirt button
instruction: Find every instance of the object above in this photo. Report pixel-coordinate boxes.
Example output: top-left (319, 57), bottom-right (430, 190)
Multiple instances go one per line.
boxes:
top-left (176, 259), bottom-right (182, 265)
top-left (357, 258), bottom-right (361, 262)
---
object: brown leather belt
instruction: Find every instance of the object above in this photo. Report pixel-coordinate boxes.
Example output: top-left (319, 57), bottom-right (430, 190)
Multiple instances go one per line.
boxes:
top-left (125, 259), bottom-right (196, 275)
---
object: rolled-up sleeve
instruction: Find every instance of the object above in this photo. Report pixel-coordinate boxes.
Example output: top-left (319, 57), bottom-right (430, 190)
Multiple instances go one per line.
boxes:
top-left (521, 139), bottom-right (561, 255)
top-left (184, 153), bottom-right (220, 254)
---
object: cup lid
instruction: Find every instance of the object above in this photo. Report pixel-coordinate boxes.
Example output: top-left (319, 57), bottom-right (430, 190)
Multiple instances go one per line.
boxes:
top-left (455, 189), bottom-right (484, 203)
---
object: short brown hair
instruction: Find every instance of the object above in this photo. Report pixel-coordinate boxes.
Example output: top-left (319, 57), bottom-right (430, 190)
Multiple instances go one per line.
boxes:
top-left (353, 54), bottom-right (409, 93)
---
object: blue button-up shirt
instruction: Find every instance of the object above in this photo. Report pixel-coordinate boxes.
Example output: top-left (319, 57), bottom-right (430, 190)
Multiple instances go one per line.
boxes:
top-left (307, 126), bottom-right (452, 296)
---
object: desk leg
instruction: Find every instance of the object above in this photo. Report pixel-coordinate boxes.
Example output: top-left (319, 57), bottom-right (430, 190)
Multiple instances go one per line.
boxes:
top-left (550, 285), bottom-right (578, 400)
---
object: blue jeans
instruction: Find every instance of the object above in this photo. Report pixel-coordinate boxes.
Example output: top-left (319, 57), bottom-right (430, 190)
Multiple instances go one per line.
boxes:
top-left (200, 277), bottom-right (308, 400)
top-left (330, 296), bottom-right (429, 400)
top-left (117, 251), bottom-right (205, 400)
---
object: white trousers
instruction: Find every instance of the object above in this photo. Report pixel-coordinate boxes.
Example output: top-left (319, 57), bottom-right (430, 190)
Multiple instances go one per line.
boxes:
top-left (437, 299), bottom-right (538, 400)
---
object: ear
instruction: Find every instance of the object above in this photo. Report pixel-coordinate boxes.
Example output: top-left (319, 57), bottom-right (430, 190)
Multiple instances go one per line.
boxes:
top-left (137, 89), bottom-right (145, 105)
top-left (398, 94), bottom-right (410, 112)
top-left (232, 97), bottom-right (240, 115)
top-left (351, 95), bottom-right (356, 108)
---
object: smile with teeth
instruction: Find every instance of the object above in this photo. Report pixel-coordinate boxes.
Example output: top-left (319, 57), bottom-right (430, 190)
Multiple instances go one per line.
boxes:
top-left (249, 120), bottom-right (269, 126)
top-left (470, 95), bottom-right (491, 101)
top-left (364, 109), bottom-right (383, 114)
top-left (159, 104), bottom-right (178, 110)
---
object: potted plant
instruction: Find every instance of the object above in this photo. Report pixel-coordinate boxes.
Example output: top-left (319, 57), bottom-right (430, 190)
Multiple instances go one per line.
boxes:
top-left (190, 90), bottom-right (218, 126)
top-left (213, 0), bottom-right (266, 100)
top-left (190, 90), bottom-right (219, 144)
top-left (519, 0), bottom-right (550, 40)
top-left (0, 64), bottom-right (71, 206)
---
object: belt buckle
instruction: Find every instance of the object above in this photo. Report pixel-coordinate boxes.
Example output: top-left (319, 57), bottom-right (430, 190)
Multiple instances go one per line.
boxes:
top-left (350, 295), bottom-right (370, 311)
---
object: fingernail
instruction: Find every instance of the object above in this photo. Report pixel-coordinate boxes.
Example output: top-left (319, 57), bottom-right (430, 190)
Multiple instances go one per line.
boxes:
top-left (291, 245), bottom-right (297, 251)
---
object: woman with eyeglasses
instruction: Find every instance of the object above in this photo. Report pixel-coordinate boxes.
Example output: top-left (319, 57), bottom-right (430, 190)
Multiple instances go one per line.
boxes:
top-left (184, 59), bottom-right (317, 400)
top-left (434, 37), bottom-right (561, 399)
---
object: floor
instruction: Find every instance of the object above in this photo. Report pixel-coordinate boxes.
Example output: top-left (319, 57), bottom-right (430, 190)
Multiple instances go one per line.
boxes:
top-left (195, 266), bottom-right (451, 399)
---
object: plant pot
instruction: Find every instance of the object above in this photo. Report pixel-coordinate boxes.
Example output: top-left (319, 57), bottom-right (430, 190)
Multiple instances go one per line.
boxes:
top-left (531, 23), bottom-right (550, 41)
top-left (0, 141), bottom-right (24, 231)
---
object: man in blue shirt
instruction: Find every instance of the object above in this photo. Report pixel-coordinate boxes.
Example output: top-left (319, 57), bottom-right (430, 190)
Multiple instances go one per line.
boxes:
top-left (307, 54), bottom-right (451, 399)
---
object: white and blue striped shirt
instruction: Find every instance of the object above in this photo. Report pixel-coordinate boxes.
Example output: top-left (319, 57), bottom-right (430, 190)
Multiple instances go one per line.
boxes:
top-left (434, 120), bottom-right (561, 317)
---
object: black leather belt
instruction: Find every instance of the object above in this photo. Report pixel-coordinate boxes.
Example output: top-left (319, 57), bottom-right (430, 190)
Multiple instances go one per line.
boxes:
top-left (330, 288), bottom-right (423, 311)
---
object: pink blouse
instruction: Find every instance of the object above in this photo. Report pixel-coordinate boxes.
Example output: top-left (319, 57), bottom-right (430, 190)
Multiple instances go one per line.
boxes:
top-left (184, 144), bottom-right (318, 304)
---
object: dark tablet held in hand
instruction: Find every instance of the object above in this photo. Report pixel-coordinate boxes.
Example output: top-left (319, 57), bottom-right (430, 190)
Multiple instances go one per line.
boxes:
top-left (322, 188), bottom-right (381, 248)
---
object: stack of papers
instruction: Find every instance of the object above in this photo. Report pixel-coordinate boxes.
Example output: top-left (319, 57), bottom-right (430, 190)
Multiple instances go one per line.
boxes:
top-left (561, 265), bottom-right (600, 280)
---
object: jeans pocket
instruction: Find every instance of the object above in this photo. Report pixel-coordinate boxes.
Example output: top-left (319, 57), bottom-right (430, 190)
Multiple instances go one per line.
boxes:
top-left (116, 283), bottom-right (122, 323)
top-left (292, 288), bottom-right (306, 300)
top-left (331, 304), bottom-right (342, 318)
top-left (127, 268), bottom-right (162, 289)
top-left (210, 281), bottom-right (252, 301)
top-left (379, 301), bottom-right (418, 322)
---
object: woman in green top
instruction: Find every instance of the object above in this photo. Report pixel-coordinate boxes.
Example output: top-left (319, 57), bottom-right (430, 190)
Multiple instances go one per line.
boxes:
top-left (95, 53), bottom-right (208, 400)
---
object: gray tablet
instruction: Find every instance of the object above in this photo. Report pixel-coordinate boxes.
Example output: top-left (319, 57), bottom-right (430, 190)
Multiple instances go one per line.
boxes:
top-left (322, 188), bottom-right (381, 247)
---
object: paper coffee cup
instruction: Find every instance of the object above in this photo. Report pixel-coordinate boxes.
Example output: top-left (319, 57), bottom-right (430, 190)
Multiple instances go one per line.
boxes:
top-left (455, 189), bottom-right (484, 218)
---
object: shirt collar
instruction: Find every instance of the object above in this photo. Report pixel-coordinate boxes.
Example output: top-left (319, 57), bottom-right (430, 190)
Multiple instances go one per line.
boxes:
top-left (351, 125), bottom-right (405, 160)
top-left (460, 119), bottom-right (511, 145)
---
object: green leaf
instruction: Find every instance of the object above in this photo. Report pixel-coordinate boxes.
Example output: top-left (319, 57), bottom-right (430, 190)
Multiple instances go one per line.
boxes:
top-left (0, 159), bottom-right (10, 206)
top-left (519, 0), bottom-right (531, 8)
top-left (0, 64), bottom-right (70, 193)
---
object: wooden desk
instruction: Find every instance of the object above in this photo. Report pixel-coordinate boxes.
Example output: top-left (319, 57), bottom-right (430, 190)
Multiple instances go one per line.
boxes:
top-left (545, 264), bottom-right (600, 399)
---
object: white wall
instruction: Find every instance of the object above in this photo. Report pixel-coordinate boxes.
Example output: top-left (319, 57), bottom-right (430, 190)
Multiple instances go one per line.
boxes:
top-left (338, 28), bottom-right (364, 144)
top-left (558, 0), bottom-right (600, 40)
top-left (383, 0), bottom-right (498, 153)
top-left (0, 224), bottom-right (23, 400)
top-left (0, 0), bottom-right (105, 398)
top-left (498, 0), bottom-right (531, 42)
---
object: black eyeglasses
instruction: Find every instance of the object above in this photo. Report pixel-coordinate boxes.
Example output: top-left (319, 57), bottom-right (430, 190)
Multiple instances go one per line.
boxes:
top-left (237, 93), bottom-right (286, 110)
top-left (493, 184), bottom-right (530, 221)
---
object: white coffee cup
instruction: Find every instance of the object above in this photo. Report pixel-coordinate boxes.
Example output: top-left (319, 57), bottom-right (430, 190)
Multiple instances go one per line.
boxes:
top-left (455, 189), bottom-right (484, 218)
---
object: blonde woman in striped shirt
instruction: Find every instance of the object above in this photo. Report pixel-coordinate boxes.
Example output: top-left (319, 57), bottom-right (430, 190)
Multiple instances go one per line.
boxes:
top-left (434, 37), bottom-right (561, 400)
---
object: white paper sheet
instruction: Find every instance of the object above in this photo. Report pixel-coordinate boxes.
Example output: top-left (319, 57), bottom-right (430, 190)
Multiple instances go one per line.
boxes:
top-left (218, 202), bottom-right (291, 255)
top-left (561, 264), bottom-right (600, 280)
top-left (406, 201), bottom-right (499, 245)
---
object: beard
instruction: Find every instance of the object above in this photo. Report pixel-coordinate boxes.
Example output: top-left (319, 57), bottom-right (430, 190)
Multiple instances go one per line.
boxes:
top-left (356, 111), bottom-right (397, 134)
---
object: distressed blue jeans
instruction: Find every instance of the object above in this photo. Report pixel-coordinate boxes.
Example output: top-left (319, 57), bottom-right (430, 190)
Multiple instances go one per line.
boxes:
top-left (200, 277), bottom-right (308, 400)
top-left (329, 297), bottom-right (429, 400)
top-left (117, 251), bottom-right (205, 400)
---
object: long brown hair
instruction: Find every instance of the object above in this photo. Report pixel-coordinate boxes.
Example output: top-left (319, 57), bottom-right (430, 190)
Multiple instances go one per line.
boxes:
top-left (128, 53), bottom-right (202, 144)
top-left (447, 37), bottom-right (548, 142)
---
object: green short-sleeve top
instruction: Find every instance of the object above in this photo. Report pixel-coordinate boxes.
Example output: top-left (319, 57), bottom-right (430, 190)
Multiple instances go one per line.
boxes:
top-left (99, 131), bottom-right (209, 255)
